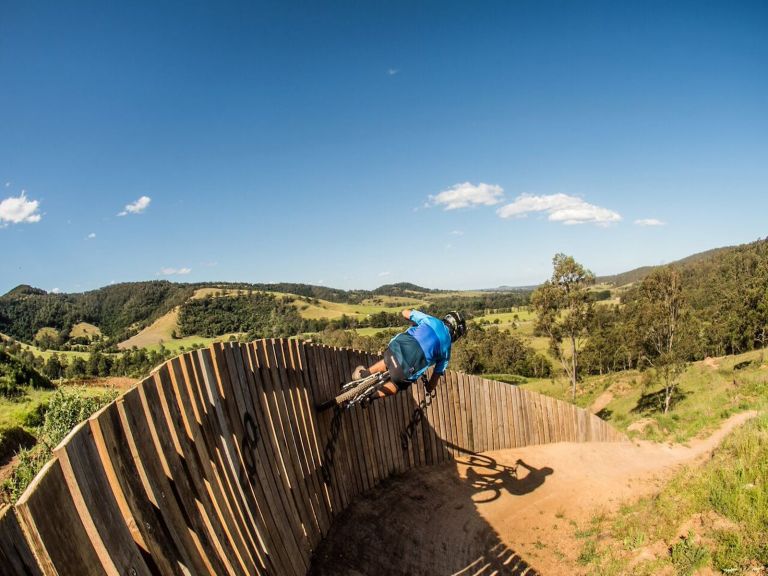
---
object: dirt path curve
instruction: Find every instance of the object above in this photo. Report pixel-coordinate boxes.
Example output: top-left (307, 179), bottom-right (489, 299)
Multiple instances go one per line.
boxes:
top-left (310, 411), bottom-right (757, 576)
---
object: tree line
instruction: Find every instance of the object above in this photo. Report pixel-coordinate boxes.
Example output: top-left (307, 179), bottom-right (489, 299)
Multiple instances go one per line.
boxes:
top-left (0, 281), bottom-right (193, 342)
top-left (533, 238), bottom-right (768, 411)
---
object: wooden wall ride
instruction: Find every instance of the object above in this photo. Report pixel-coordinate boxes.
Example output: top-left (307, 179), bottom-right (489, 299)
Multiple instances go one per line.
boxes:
top-left (0, 340), bottom-right (625, 575)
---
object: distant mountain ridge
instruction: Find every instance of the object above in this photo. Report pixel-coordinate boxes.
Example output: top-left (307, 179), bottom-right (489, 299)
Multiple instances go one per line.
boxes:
top-left (2, 238), bottom-right (764, 343)
top-left (596, 246), bottom-right (733, 286)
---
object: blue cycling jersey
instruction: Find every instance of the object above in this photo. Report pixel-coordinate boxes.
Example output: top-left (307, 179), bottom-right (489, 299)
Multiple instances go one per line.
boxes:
top-left (403, 310), bottom-right (452, 376)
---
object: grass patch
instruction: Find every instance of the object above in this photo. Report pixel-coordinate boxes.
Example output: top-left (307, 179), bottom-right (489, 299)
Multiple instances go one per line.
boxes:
top-left (523, 350), bottom-right (768, 443)
top-left (1, 386), bottom-right (118, 503)
top-left (581, 414), bottom-right (768, 574)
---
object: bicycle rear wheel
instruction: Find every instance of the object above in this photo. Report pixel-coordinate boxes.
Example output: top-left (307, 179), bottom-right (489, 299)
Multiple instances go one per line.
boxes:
top-left (333, 376), bottom-right (379, 405)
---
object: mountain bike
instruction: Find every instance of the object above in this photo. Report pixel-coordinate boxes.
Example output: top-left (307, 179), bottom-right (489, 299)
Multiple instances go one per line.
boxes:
top-left (316, 370), bottom-right (392, 412)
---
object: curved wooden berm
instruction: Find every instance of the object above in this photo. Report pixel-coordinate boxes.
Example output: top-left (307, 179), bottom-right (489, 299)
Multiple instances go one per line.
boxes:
top-left (0, 339), bottom-right (624, 575)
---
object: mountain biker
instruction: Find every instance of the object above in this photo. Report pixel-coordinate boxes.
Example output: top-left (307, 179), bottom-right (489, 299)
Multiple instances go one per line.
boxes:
top-left (351, 309), bottom-right (467, 400)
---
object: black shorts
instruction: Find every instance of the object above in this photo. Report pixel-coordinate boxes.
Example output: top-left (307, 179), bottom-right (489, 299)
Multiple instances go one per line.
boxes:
top-left (383, 333), bottom-right (428, 390)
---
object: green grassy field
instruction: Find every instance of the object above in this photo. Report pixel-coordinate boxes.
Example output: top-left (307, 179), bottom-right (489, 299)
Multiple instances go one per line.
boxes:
top-left (292, 297), bottom-right (427, 321)
top-left (519, 349), bottom-right (768, 443)
top-left (70, 322), bottom-right (102, 339)
top-left (574, 413), bottom-right (768, 575)
top-left (0, 384), bottom-right (118, 431)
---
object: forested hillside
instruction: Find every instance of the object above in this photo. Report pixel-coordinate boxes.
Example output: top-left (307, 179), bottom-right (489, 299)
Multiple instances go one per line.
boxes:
top-left (580, 237), bottom-right (768, 375)
top-left (0, 282), bottom-right (194, 342)
top-left (597, 246), bottom-right (731, 286)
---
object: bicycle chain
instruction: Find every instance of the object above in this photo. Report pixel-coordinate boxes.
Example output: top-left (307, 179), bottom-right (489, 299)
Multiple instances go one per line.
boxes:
top-left (400, 388), bottom-right (437, 451)
top-left (320, 406), bottom-right (344, 485)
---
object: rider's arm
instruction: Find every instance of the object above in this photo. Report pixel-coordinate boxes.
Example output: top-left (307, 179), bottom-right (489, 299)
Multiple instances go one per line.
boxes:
top-left (425, 370), bottom-right (441, 394)
top-left (401, 309), bottom-right (413, 321)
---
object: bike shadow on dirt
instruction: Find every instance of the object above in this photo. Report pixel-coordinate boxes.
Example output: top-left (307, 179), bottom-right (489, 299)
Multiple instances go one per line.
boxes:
top-left (452, 446), bottom-right (554, 504)
top-left (310, 427), bottom-right (546, 576)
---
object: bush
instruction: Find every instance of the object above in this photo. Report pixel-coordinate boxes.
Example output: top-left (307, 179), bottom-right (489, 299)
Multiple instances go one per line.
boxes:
top-left (1, 388), bottom-right (118, 503)
top-left (41, 388), bottom-right (118, 449)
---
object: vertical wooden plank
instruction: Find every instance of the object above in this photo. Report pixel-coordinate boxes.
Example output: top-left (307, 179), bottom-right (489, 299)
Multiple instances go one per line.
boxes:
top-left (91, 400), bottom-right (192, 576)
top-left (483, 379), bottom-right (493, 452)
top-left (319, 345), bottom-right (357, 503)
top-left (508, 385), bottom-right (521, 447)
top-left (331, 347), bottom-right (366, 499)
top-left (187, 350), bottom-right (290, 571)
top-left (410, 383), bottom-right (427, 467)
top-left (16, 459), bottom-right (106, 576)
top-left (152, 365), bottom-right (255, 576)
top-left (262, 339), bottom-right (323, 547)
top-left (173, 353), bottom-right (275, 575)
top-left (398, 381), bottom-right (417, 470)
top-left (499, 382), bottom-right (510, 449)
top-left (236, 342), bottom-right (311, 573)
top-left (276, 338), bottom-right (329, 536)
top-left (507, 383), bottom-right (518, 448)
top-left (462, 373), bottom-right (474, 452)
top-left (303, 344), bottom-right (346, 515)
top-left (474, 376), bottom-right (485, 453)
top-left (343, 349), bottom-right (377, 491)
top-left (135, 375), bottom-right (233, 575)
top-left (490, 380), bottom-right (500, 451)
top-left (287, 340), bottom-right (334, 533)
top-left (471, 376), bottom-right (483, 453)
top-left (521, 389), bottom-right (534, 445)
top-left (449, 372), bottom-right (464, 453)
top-left (448, 372), bottom-right (462, 452)
top-left (427, 373), bottom-right (444, 462)
top-left (119, 387), bottom-right (214, 575)
top-left (440, 373), bottom-right (456, 458)
top-left (416, 379), bottom-right (435, 465)
top-left (54, 421), bottom-right (154, 576)
top-left (0, 505), bottom-right (42, 576)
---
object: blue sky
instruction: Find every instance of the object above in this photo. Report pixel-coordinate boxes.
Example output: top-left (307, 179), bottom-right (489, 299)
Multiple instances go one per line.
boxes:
top-left (1, 0), bottom-right (766, 294)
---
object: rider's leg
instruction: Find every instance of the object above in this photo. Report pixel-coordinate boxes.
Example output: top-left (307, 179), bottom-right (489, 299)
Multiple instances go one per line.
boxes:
top-left (352, 359), bottom-right (386, 380)
top-left (371, 382), bottom-right (398, 399)
top-left (368, 359), bottom-right (386, 373)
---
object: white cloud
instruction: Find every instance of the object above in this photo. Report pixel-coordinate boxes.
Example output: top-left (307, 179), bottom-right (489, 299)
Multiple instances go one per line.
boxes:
top-left (0, 191), bottom-right (42, 225)
top-left (159, 267), bottom-right (192, 276)
top-left (635, 218), bottom-right (665, 227)
top-left (118, 195), bottom-right (151, 216)
top-left (497, 193), bottom-right (621, 226)
top-left (87, 232), bottom-right (96, 239)
top-left (51, 288), bottom-right (61, 294)
top-left (387, 68), bottom-right (399, 76)
top-left (4, 182), bottom-right (10, 187)
top-left (450, 230), bottom-right (464, 236)
top-left (428, 182), bottom-right (504, 210)
top-left (378, 271), bottom-right (391, 277)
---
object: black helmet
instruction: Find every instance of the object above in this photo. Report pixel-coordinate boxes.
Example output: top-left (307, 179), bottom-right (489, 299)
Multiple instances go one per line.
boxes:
top-left (443, 311), bottom-right (467, 343)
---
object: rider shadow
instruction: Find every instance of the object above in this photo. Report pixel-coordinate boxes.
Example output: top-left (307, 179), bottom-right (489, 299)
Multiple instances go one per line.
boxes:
top-left (312, 416), bottom-right (548, 576)
top-left (458, 450), bottom-right (554, 504)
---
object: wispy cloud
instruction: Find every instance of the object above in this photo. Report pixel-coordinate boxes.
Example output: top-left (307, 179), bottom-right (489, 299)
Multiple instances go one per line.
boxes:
top-left (634, 218), bottom-right (665, 226)
top-left (51, 288), bottom-right (61, 294)
top-left (428, 182), bottom-right (504, 210)
top-left (497, 193), bottom-right (621, 226)
top-left (118, 195), bottom-right (151, 216)
top-left (0, 191), bottom-right (42, 225)
top-left (159, 267), bottom-right (191, 276)
top-left (378, 271), bottom-right (391, 277)
top-left (450, 230), bottom-right (464, 236)
top-left (87, 232), bottom-right (96, 239)
top-left (387, 68), bottom-right (399, 76)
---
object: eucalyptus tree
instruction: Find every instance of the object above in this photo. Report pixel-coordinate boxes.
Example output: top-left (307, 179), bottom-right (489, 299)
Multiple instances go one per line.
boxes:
top-left (531, 254), bottom-right (595, 400)
top-left (631, 267), bottom-right (691, 413)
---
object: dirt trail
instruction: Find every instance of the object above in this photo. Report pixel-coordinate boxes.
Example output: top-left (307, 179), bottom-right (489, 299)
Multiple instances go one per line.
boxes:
top-left (310, 411), bottom-right (757, 576)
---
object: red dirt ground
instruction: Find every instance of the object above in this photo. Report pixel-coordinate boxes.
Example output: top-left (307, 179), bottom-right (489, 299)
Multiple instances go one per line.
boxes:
top-left (310, 411), bottom-right (757, 575)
